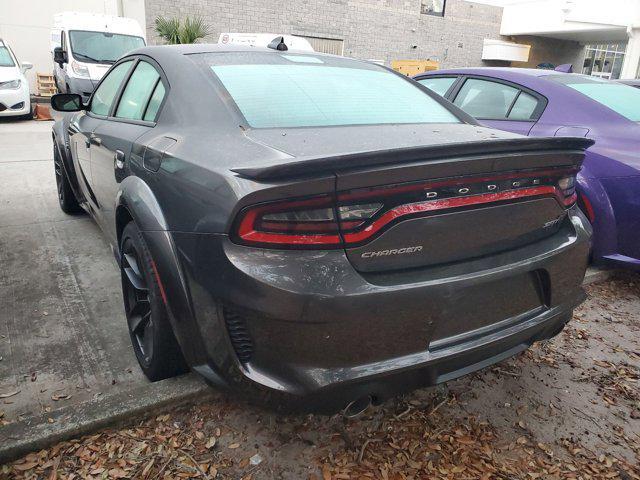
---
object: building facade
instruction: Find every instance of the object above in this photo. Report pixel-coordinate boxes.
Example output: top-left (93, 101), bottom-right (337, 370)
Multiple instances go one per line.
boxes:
top-left (501, 0), bottom-right (640, 79)
top-left (144, 0), bottom-right (508, 68)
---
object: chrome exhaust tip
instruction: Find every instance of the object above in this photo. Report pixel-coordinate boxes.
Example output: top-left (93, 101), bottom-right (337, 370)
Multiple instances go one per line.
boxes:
top-left (343, 395), bottom-right (372, 418)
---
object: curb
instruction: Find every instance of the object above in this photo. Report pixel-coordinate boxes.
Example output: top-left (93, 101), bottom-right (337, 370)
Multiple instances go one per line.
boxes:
top-left (0, 375), bottom-right (212, 464)
top-left (583, 267), bottom-right (617, 286)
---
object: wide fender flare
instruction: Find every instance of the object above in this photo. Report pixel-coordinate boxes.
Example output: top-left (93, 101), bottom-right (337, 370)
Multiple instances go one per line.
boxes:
top-left (576, 171), bottom-right (617, 257)
top-left (116, 177), bottom-right (209, 366)
top-left (116, 175), bottom-right (169, 234)
top-left (52, 119), bottom-right (82, 196)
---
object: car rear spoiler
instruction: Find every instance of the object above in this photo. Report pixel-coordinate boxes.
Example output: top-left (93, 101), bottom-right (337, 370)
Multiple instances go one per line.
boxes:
top-left (231, 137), bottom-right (595, 180)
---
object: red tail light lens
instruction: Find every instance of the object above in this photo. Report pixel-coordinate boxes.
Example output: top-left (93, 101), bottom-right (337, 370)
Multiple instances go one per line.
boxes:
top-left (578, 191), bottom-right (595, 223)
top-left (233, 168), bottom-right (578, 249)
top-left (234, 196), bottom-right (342, 247)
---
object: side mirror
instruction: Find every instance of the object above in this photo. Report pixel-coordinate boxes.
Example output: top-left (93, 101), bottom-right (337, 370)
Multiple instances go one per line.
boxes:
top-left (53, 47), bottom-right (67, 66)
top-left (21, 61), bottom-right (33, 73)
top-left (51, 93), bottom-right (84, 112)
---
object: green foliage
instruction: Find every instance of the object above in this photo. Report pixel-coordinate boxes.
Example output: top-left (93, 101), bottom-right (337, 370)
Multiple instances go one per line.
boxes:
top-left (154, 16), bottom-right (211, 44)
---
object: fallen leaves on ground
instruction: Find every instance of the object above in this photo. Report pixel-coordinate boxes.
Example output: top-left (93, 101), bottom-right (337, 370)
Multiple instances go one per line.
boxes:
top-left (2, 275), bottom-right (640, 479)
top-left (317, 395), bottom-right (640, 480)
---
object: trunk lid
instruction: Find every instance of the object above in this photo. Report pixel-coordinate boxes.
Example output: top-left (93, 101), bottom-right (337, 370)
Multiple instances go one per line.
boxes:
top-left (335, 148), bottom-right (583, 273)
top-left (233, 124), bottom-right (591, 272)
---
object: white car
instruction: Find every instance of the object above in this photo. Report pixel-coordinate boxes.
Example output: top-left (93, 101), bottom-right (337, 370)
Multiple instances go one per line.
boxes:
top-left (0, 38), bottom-right (32, 119)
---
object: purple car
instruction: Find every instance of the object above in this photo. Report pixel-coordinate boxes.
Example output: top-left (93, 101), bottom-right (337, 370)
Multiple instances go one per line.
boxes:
top-left (616, 79), bottom-right (640, 89)
top-left (414, 68), bottom-right (640, 269)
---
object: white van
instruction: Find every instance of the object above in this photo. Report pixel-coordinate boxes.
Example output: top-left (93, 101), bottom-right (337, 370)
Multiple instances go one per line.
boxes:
top-left (218, 33), bottom-right (315, 52)
top-left (51, 12), bottom-right (146, 102)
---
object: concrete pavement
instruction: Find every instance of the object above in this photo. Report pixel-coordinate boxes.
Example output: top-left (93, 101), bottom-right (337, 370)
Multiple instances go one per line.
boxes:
top-left (0, 118), bottom-right (617, 464)
top-left (0, 118), bottom-right (209, 463)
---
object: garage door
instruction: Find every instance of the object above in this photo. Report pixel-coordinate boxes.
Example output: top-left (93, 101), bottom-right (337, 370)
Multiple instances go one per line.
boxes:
top-left (300, 36), bottom-right (344, 55)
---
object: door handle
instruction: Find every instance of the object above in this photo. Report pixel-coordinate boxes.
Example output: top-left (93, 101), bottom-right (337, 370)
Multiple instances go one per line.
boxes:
top-left (89, 135), bottom-right (102, 146)
top-left (114, 150), bottom-right (125, 170)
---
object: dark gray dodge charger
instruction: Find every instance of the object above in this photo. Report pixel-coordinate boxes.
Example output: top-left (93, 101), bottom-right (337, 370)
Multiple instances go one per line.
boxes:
top-left (51, 43), bottom-right (593, 413)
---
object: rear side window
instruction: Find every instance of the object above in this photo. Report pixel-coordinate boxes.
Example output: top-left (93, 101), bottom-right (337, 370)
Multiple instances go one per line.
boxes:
top-left (453, 78), bottom-right (519, 120)
top-left (202, 53), bottom-right (459, 128)
top-left (90, 60), bottom-right (133, 116)
top-left (143, 82), bottom-right (166, 121)
top-left (116, 61), bottom-right (161, 120)
top-left (507, 91), bottom-right (538, 120)
top-left (417, 77), bottom-right (457, 96)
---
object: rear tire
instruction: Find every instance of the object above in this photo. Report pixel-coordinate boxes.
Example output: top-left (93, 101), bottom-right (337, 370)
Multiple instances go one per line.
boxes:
top-left (120, 222), bottom-right (188, 381)
top-left (54, 145), bottom-right (83, 214)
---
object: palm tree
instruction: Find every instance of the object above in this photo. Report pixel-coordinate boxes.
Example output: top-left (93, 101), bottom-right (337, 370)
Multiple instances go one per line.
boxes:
top-left (154, 16), bottom-right (211, 44)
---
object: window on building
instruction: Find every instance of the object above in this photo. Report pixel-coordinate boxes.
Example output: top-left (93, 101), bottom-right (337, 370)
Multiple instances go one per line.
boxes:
top-left (421, 0), bottom-right (446, 16)
top-left (299, 36), bottom-right (344, 56)
top-left (582, 43), bottom-right (626, 80)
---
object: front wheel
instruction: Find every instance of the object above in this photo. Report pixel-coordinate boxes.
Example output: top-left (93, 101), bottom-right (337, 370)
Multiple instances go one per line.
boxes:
top-left (54, 145), bottom-right (82, 214)
top-left (120, 222), bottom-right (188, 381)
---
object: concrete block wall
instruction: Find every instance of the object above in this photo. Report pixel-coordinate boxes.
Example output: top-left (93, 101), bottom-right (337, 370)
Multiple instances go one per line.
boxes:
top-left (143, 0), bottom-right (504, 68)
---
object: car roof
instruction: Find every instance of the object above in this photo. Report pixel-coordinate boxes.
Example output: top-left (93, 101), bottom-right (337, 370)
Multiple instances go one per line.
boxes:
top-left (419, 67), bottom-right (570, 78)
top-left (616, 78), bottom-right (640, 86)
top-left (129, 43), bottom-right (328, 57)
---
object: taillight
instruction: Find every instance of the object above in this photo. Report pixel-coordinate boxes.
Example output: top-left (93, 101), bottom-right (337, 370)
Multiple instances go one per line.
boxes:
top-left (578, 191), bottom-right (595, 223)
top-left (234, 195), bottom-right (342, 248)
top-left (557, 174), bottom-right (577, 207)
top-left (233, 168), bottom-right (578, 249)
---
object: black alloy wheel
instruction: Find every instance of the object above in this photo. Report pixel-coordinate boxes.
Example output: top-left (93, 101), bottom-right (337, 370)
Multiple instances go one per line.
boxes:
top-left (120, 222), bottom-right (188, 381)
top-left (122, 242), bottom-right (154, 365)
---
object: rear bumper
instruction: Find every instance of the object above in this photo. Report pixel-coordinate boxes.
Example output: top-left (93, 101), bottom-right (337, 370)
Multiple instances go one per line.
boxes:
top-left (151, 207), bottom-right (591, 411)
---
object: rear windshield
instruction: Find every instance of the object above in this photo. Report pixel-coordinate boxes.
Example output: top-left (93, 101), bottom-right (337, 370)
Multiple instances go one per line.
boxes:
top-left (192, 52), bottom-right (459, 128)
top-left (0, 46), bottom-right (15, 67)
top-left (549, 74), bottom-right (640, 122)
